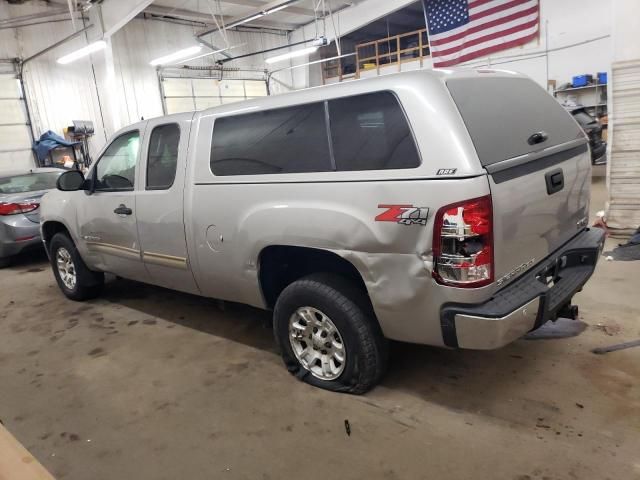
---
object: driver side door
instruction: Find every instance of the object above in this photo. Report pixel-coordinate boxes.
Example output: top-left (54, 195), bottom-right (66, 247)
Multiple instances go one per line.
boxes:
top-left (77, 129), bottom-right (150, 283)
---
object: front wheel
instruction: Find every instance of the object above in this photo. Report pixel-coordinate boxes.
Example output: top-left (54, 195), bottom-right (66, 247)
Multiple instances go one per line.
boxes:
top-left (50, 233), bottom-right (104, 301)
top-left (273, 274), bottom-right (387, 394)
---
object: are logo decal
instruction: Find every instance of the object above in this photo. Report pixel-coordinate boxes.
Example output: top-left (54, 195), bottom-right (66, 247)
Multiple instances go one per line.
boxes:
top-left (436, 168), bottom-right (457, 175)
top-left (375, 204), bottom-right (429, 226)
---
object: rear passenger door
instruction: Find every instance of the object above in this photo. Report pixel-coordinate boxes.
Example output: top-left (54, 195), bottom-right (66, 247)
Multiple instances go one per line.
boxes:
top-left (136, 115), bottom-right (200, 294)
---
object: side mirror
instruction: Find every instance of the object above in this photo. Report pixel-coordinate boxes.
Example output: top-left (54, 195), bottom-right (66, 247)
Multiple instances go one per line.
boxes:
top-left (57, 170), bottom-right (86, 191)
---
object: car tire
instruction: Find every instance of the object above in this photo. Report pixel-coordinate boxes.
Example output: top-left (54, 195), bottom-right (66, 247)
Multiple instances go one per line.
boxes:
top-left (0, 257), bottom-right (11, 269)
top-left (50, 233), bottom-right (104, 301)
top-left (273, 273), bottom-right (387, 394)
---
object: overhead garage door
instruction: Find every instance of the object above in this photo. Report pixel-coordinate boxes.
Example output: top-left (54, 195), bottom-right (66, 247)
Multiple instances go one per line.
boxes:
top-left (0, 73), bottom-right (34, 173)
top-left (162, 77), bottom-right (269, 115)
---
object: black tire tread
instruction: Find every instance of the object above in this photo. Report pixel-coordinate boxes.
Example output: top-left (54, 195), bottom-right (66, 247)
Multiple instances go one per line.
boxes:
top-left (274, 273), bottom-right (387, 394)
top-left (50, 233), bottom-right (104, 301)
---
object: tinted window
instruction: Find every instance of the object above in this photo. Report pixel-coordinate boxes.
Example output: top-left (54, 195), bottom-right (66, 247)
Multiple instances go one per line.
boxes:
top-left (210, 102), bottom-right (331, 175)
top-left (328, 92), bottom-right (420, 171)
top-left (0, 172), bottom-right (61, 194)
top-left (95, 131), bottom-right (139, 191)
top-left (447, 77), bottom-right (584, 166)
top-left (147, 124), bottom-right (180, 190)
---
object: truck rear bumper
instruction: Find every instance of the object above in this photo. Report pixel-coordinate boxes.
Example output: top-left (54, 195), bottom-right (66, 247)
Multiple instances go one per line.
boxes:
top-left (440, 228), bottom-right (606, 350)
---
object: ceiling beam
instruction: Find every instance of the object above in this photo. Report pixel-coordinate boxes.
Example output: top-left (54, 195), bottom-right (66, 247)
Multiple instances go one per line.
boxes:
top-left (0, 8), bottom-right (69, 25)
top-left (196, 0), bottom-right (307, 37)
top-left (100, 0), bottom-right (155, 37)
top-left (144, 5), bottom-right (218, 25)
top-left (145, 4), bottom-right (297, 31)
top-left (214, 0), bottom-right (317, 17)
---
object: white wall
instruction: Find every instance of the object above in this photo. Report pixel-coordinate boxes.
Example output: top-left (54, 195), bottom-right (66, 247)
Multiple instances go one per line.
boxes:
top-left (102, 18), bottom-right (289, 130)
top-left (0, 2), bottom-right (109, 159)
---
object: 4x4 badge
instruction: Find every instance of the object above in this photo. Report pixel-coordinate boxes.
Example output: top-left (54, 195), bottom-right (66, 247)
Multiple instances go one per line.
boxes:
top-left (376, 205), bottom-right (429, 226)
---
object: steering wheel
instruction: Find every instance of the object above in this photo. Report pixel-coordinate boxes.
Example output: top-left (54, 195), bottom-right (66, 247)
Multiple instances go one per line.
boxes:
top-left (103, 174), bottom-right (133, 189)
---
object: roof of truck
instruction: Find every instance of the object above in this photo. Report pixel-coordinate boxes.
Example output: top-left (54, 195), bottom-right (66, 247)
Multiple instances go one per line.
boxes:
top-left (140, 68), bottom-right (525, 127)
top-left (191, 68), bottom-right (525, 119)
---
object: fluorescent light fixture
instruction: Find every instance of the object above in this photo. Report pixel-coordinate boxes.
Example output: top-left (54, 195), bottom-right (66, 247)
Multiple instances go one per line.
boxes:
top-left (57, 40), bottom-right (106, 65)
top-left (150, 45), bottom-right (203, 66)
top-left (265, 46), bottom-right (318, 64)
top-left (227, 13), bottom-right (265, 28)
top-left (265, 3), bottom-right (290, 14)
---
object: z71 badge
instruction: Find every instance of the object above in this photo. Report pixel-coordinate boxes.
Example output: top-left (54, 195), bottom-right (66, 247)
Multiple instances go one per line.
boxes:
top-left (375, 204), bottom-right (429, 226)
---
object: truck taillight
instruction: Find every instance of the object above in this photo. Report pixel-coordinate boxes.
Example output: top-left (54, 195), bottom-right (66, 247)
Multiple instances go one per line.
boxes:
top-left (433, 195), bottom-right (493, 288)
top-left (0, 202), bottom-right (39, 216)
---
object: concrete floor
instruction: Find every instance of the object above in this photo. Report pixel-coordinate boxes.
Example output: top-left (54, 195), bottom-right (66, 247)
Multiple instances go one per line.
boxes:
top-left (1, 178), bottom-right (639, 480)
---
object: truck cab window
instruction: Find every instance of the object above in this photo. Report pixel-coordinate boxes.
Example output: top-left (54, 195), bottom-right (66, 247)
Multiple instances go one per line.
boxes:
top-left (95, 131), bottom-right (140, 191)
top-left (147, 124), bottom-right (180, 190)
top-left (210, 102), bottom-right (332, 176)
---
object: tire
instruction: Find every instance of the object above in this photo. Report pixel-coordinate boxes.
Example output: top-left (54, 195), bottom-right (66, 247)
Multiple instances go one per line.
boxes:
top-left (49, 232), bottom-right (104, 301)
top-left (273, 273), bottom-right (387, 394)
top-left (0, 257), bottom-right (11, 269)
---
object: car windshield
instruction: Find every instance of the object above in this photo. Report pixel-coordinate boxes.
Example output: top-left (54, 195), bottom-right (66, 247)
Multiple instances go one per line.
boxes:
top-left (0, 172), bottom-right (61, 194)
top-left (572, 111), bottom-right (595, 126)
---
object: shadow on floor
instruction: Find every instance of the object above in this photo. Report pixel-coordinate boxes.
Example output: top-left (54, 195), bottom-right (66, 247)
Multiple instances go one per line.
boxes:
top-left (91, 277), bottom-right (556, 417)
top-left (3, 248), bottom-right (49, 272)
top-left (98, 279), bottom-right (277, 354)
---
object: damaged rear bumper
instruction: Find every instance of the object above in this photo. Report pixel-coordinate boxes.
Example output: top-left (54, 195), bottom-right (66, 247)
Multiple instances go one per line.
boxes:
top-left (440, 228), bottom-right (606, 350)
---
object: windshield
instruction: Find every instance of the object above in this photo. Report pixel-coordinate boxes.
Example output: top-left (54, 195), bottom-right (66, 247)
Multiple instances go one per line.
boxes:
top-left (0, 172), bottom-right (61, 194)
top-left (572, 111), bottom-right (595, 126)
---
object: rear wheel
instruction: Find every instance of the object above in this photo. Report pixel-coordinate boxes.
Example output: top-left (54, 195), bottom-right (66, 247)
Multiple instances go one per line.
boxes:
top-left (0, 257), bottom-right (11, 269)
top-left (50, 233), bottom-right (104, 301)
top-left (273, 273), bottom-right (387, 394)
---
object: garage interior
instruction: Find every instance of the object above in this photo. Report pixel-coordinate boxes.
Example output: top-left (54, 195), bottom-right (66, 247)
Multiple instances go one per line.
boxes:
top-left (1, 0), bottom-right (639, 479)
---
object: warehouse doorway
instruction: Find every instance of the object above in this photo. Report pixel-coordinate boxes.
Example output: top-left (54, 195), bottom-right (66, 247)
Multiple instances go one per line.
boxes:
top-left (159, 67), bottom-right (269, 115)
top-left (0, 67), bottom-right (34, 172)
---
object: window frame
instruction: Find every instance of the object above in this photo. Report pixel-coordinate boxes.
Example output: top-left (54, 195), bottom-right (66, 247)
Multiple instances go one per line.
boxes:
top-left (208, 90), bottom-right (421, 177)
top-left (145, 122), bottom-right (181, 191)
top-left (92, 129), bottom-right (141, 193)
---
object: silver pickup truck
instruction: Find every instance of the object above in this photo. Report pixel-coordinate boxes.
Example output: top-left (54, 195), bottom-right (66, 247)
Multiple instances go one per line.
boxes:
top-left (41, 69), bottom-right (604, 394)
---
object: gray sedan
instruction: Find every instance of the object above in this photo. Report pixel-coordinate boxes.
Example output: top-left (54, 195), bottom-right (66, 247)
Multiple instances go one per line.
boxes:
top-left (0, 168), bottom-right (62, 267)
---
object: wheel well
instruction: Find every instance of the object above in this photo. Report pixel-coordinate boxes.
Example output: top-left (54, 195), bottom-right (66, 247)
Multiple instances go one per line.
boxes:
top-left (41, 221), bottom-right (70, 251)
top-left (259, 246), bottom-right (369, 309)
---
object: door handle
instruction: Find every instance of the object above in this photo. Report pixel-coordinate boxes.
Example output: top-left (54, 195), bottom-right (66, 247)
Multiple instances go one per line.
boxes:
top-left (114, 204), bottom-right (133, 216)
top-left (545, 168), bottom-right (564, 195)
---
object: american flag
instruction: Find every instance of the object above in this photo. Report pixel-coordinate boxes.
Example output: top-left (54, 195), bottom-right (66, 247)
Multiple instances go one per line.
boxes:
top-left (424, 0), bottom-right (540, 68)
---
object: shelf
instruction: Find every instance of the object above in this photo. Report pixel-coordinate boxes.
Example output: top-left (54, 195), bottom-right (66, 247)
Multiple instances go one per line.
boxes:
top-left (555, 84), bottom-right (607, 93)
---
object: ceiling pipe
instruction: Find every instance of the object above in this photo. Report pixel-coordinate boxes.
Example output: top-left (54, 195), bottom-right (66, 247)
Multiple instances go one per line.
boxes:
top-left (0, 16), bottom-right (87, 30)
top-left (0, 8), bottom-right (69, 25)
top-left (198, 37), bottom-right (234, 60)
top-left (217, 38), bottom-right (312, 64)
